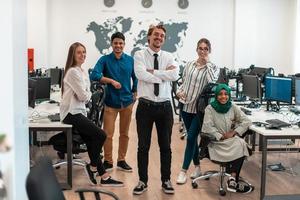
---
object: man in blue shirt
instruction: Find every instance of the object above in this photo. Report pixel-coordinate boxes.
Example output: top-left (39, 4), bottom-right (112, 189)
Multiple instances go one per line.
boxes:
top-left (90, 32), bottom-right (137, 172)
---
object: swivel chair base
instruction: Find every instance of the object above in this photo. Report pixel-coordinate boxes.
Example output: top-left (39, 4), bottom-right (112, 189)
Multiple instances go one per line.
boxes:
top-left (191, 165), bottom-right (231, 196)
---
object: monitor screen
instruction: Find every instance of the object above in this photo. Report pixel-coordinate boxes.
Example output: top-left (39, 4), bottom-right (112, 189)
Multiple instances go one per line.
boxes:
top-left (28, 78), bottom-right (37, 108)
top-left (242, 74), bottom-right (261, 99)
top-left (265, 76), bottom-right (292, 104)
top-left (31, 77), bottom-right (51, 101)
top-left (46, 68), bottom-right (62, 86)
top-left (295, 78), bottom-right (300, 105)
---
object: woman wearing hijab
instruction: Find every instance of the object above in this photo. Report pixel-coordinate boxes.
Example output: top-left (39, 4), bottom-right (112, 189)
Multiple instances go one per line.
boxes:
top-left (202, 84), bottom-right (253, 193)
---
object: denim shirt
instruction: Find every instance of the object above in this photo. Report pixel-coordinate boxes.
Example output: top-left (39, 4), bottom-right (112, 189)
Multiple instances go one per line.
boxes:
top-left (90, 52), bottom-right (137, 108)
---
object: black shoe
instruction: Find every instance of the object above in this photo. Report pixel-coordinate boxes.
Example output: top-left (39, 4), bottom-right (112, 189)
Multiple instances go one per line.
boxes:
top-left (236, 182), bottom-right (254, 194)
top-left (103, 160), bottom-right (113, 171)
top-left (227, 177), bottom-right (237, 193)
top-left (162, 180), bottom-right (174, 194)
top-left (100, 176), bottom-right (123, 187)
top-left (85, 164), bottom-right (97, 185)
top-left (133, 181), bottom-right (148, 195)
top-left (117, 161), bottom-right (133, 172)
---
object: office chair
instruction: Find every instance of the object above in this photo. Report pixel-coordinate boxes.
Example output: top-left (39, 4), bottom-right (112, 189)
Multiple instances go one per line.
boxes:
top-left (49, 128), bottom-right (88, 166)
top-left (26, 156), bottom-right (120, 200)
top-left (192, 82), bottom-right (253, 196)
top-left (88, 81), bottom-right (106, 128)
top-left (49, 83), bottom-right (106, 180)
top-left (191, 133), bottom-right (253, 196)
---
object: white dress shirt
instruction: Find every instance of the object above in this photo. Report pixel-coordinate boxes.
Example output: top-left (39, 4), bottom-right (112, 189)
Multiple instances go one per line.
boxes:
top-left (134, 47), bottom-right (179, 102)
top-left (60, 66), bottom-right (91, 121)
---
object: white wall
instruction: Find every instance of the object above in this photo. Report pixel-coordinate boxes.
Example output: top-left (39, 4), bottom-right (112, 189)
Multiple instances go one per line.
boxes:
top-left (27, 0), bottom-right (48, 69)
top-left (28, 0), bottom-right (234, 70)
top-left (0, 0), bottom-right (29, 199)
top-left (294, 0), bottom-right (300, 73)
top-left (234, 0), bottom-right (297, 75)
top-left (28, 0), bottom-right (298, 74)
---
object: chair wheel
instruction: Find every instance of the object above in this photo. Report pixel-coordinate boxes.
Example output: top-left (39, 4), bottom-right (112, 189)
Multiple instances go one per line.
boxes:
top-left (192, 182), bottom-right (198, 189)
top-left (219, 189), bottom-right (226, 196)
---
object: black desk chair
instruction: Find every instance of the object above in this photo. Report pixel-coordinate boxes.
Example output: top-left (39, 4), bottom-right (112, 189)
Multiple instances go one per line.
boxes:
top-left (191, 133), bottom-right (253, 196)
top-left (48, 129), bottom-right (93, 183)
top-left (88, 81), bottom-right (106, 128)
top-left (26, 156), bottom-right (120, 200)
top-left (49, 82), bottom-right (106, 183)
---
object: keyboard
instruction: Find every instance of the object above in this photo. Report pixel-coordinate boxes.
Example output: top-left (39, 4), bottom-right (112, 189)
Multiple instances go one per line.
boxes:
top-left (48, 113), bottom-right (60, 122)
top-left (290, 107), bottom-right (300, 115)
top-left (265, 119), bottom-right (291, 128)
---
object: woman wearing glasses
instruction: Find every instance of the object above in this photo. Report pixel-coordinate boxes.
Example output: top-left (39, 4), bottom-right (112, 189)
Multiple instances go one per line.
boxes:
top-left (176, 38), bottom-right (219, 184)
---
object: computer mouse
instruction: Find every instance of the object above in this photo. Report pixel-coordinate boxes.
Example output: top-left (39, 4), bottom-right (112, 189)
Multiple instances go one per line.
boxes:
top-left (49, 100), bottom-right (57, 104)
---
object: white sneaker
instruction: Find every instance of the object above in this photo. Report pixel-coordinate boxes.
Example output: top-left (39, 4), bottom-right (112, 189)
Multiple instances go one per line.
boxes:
top-left (176, 171), bottom-right (187, 184)
top-left (190, 166), bottom-right (202, 179)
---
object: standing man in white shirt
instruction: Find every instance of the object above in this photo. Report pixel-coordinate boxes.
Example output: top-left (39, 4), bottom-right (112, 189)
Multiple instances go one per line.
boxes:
top-left (132, 24), bottom-right (179, 195)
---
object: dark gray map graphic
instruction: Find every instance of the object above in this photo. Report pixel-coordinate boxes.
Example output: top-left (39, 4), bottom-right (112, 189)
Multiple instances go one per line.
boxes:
top-left (87, 16), bottom-right (188, 59)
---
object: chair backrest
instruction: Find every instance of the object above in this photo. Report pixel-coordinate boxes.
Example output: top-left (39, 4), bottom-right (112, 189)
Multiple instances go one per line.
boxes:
top-left (76, 188), bottom-right (120, 200)
top-left (196, 82), bottom-right (218, 115)
top-left (171, 76), bottom-right (183, 115)
top-left (26, 156), bottom-right (65, 200)
top-left (88, 81), bottom-right (106, 127)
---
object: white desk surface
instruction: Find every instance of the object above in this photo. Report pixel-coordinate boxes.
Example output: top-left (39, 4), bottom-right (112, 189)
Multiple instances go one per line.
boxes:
top-left (243, 106), bottom-right (300, 136)
top-left (28, 97), bottom-right (70, 128)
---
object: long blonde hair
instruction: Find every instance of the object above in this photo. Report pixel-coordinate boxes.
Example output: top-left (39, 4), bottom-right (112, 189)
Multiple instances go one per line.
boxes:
top-left (61, 42), bottom-right (86, 95)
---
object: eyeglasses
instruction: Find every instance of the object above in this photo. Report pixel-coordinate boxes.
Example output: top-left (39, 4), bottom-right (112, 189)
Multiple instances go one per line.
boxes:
top-left (198, 47), bottom-right (209, 52)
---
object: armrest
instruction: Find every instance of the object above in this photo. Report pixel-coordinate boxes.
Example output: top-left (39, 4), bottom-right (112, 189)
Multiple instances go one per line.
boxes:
top-left (75, 188), bottom-right (120, 200)
top-left (241, 129), bottom-right (254, 138)
top-left (201, 132), bottom-right (217, 142)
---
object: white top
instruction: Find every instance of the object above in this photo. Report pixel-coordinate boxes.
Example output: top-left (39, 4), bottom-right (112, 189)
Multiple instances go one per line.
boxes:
top-left (134, 47), bottom-right (179, 102)
top-left (60, 66), bottom-right (91, 121)
top-left (178, 60), bottom-right (219, 113)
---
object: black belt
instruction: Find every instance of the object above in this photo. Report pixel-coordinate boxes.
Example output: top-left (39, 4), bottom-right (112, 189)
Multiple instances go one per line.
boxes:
top-left (139, 98), bottom-right (170, 106)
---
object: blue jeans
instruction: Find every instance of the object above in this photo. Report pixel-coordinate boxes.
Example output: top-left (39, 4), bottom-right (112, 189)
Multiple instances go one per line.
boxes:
top-left (181, 111), bottom-right (204, 170)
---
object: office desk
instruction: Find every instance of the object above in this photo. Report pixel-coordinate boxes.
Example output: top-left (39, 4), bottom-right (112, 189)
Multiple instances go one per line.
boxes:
top-left (29, 101), bottom-right (73, 189)
top-left (29, 122), bottom-right (73, 189)
top-left (249, 109), bottom-right (300, 200)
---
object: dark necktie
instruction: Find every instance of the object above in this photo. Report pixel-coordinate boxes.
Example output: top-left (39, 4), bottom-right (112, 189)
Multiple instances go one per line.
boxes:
top-left (153, 53), bottom-right (159, 96)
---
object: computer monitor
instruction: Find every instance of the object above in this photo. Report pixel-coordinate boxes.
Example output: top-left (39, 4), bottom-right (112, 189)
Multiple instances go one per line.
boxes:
top-left (28, 78), bottom-right (37, 108)
top-left (46, 68), bottom-right (62, 86)
top-left (265, 76), bottom-right (292, 104)
top-left (242, 74), bottom-right (261, 100)
top-left (248, 66), bottom-right (272, 81)
top-left (216, 67), bottom-right (228, 84)
top-left (31, 77), bottom-right (51, 102)
top-left (295, 78), bottom-right (300, 105)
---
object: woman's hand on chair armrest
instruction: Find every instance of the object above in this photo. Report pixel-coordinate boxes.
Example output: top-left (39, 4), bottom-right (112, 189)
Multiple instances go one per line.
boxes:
top-left (223, 131), bottom-right (237, 140)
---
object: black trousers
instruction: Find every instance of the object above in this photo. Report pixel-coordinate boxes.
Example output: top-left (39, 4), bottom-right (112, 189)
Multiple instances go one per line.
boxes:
top-left (63, 113), bottom-right (107, 176)
top-left (226, 156), bottom-right (245, 181)
top-left (136, 99), bottom-right (173, 184)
